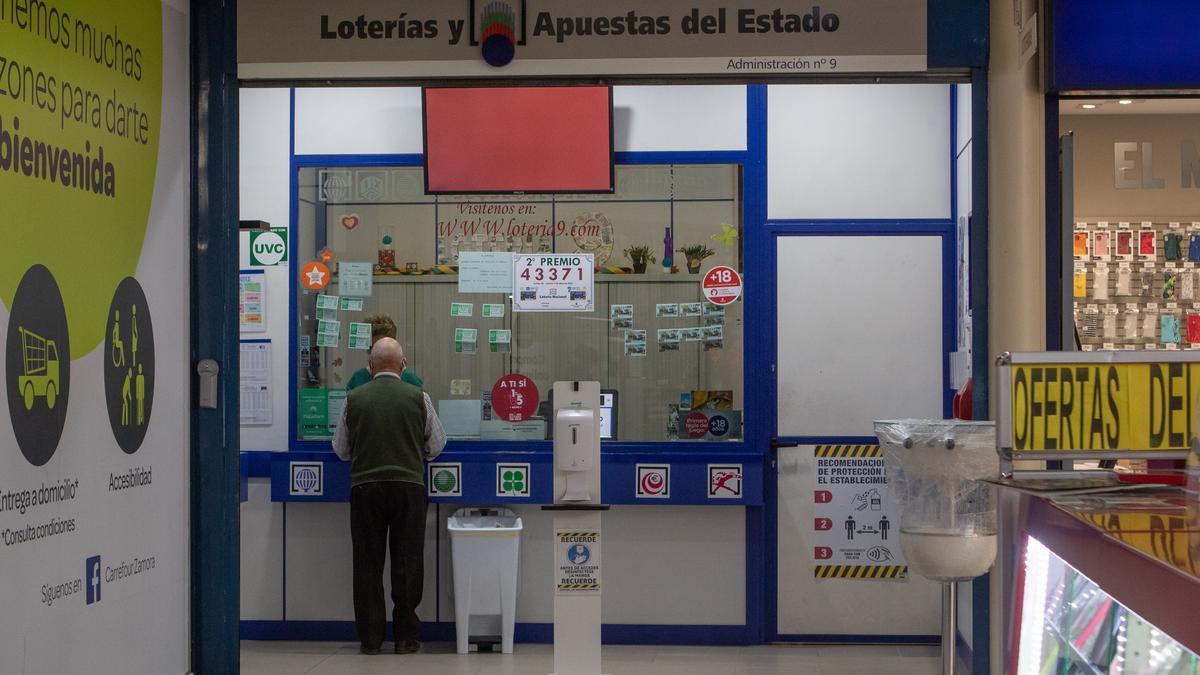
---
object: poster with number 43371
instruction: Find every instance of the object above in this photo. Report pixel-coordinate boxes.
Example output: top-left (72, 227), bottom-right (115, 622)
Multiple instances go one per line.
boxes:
top-left (512, 254), bottom-right (594, 312)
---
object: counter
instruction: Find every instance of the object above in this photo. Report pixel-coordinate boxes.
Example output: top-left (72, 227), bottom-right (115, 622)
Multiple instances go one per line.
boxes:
top-left (1011, 490), bottom-right (1200, 673)
top-left (260, 445), bottom-right (763, 506)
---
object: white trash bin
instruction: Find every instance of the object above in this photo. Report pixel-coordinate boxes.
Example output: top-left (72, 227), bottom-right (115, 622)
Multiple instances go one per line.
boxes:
top-left (448, 507), bottom-right (522, 655)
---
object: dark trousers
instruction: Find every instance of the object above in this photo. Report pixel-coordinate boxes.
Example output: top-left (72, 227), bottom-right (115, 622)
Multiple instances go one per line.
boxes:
top-left (350, 481), bottom-right (427, 648)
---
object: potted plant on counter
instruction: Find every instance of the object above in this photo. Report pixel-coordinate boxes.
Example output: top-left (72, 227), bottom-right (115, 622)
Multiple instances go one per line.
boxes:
top-left (623, 245), bottom-right (657, 273)
top-left (677, 243), bottom-right (715, 274)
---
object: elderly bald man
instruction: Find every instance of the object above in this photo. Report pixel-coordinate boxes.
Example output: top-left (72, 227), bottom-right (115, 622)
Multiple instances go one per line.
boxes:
top-left (333, 338), bottom-right (446, 656)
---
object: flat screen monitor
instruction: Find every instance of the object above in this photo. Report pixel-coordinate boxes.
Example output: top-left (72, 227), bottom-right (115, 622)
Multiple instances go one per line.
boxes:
top-left (599, 391), bottom-right (617, 440)
top-left (422, 85), bottom-right (614, 194)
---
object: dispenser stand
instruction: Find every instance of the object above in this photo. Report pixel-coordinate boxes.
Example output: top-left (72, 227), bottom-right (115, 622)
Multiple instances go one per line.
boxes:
top-left (942, 582), bottom-right (957, 675)
top-left (546, 381), bottom-right (607, 675)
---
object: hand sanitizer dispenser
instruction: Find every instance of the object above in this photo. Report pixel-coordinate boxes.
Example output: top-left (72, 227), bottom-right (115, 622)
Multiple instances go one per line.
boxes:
top-left (556, 408), bottom-right (595, 501)
top-left (552, 381), bottom-right (601, 505)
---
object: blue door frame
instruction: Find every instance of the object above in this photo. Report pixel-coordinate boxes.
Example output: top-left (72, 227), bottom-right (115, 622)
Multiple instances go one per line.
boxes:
top-left (762, 219), bottom-right (956, 644)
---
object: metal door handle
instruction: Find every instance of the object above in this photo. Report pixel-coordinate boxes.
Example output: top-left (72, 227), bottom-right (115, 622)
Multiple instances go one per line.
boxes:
top-left (197, 359), bottom-right (220, 409)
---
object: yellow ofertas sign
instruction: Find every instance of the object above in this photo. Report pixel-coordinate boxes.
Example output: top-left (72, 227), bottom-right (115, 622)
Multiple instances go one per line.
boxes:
top-left (1011, 362), bottom-right (1200, 451)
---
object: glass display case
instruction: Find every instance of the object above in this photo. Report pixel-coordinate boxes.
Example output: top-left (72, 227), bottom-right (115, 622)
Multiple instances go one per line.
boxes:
top-left (1017, 535), bottom-right (1200, 675)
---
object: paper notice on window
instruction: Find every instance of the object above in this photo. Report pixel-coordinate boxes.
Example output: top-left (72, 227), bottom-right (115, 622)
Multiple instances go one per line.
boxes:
top-left (459, 252), bottom-right (515, 293)
top-left (338, 262), bottom-right (374, 297)
top-left (239, 341), bottom-right (272, 425)
top-left (327, 389), bottom-right (347, 434)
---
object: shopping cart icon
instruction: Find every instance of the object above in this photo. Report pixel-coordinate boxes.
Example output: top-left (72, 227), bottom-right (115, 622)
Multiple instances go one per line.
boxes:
top-left (17, 326), bottom-right (60, 410)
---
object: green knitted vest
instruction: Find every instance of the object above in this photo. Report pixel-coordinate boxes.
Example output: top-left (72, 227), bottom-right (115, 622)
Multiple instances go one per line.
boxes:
top-left (345, 376), bottom-right (427, 487)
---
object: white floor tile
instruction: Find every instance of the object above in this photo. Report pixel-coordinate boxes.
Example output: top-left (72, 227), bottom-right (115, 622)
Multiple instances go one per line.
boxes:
top-left (240, 640), bottom-right (945, 675)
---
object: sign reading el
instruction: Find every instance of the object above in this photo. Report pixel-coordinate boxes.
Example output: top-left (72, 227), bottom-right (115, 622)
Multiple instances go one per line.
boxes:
top-left (1010, 361), bottom-right (1200, 452)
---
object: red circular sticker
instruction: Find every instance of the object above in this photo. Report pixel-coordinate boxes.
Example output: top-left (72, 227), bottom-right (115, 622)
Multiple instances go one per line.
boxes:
top-left (702, 265), bottom-right (743, 305)
top-left (684, 411), bottom-right (710, 438)
top-left (300, 261), bottom-right (331, 290)
top-left (491, 374), bottom-right (540, 422)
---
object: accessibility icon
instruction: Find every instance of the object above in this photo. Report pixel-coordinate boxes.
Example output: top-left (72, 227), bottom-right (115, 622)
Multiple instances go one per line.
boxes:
top-left (103, 277), bottom-right (155, 453)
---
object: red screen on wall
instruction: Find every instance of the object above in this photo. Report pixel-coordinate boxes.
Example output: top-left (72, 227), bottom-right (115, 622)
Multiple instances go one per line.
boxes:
top-left (423, 86), bottom-right (614, 194)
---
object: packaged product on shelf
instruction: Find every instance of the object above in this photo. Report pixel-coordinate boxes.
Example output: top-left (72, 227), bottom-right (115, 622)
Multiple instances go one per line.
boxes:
top-left (1074, 231), bottom-right (1090, 257)
top-left (1164, 232), bottom-right (1183, 261)
top-left (1080, 309), bottom-right (1100, 338)
top-left (1163, 271), bottom-right (1178, 300)
top-left (1093, 266), bottom-right (1110, 300)
top-left (1161, 314), bottom-right (1181, 344)
top-left (1123, 310), bottom-right (1139, 340)
top-left (1102, 312), bottom-right (1118, 339)
top-left (1189, 232), bottom-right (1200, 262)
top-left (1140, 269), bottom-right (1155, 296)
top-left (1187, 313), bottom-right (1200, 343)
top-left (1139, 230), bottom-right (1158, 258)
top-left (1181, 270), bottom-right (1196, 300)
top-left (1142, 311), bottom-right (1158, 340)
top-left (1116, 230), bottom-right (1134, 258)
top-left (1116, 268), bottom-right (1133, 295)
top-left (1073, 269), bottom-right (1088, 298)
top-left (1092, 230), bottom-right (1111, 260)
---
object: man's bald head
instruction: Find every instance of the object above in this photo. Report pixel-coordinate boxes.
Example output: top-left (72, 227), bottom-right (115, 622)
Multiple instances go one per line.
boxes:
top-left (368, 337), bottom-right (407, 376)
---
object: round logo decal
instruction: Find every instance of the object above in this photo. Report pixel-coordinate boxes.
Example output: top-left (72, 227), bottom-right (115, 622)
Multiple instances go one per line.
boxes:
top-left (301, 261), bottom-right (331, 291)
top-left (567, 544), bottom-right (591, 566)
top-left (684, 411), bottom-right (710, 438)
top-left (640, 471), bottom-right (665, 494)
top-left (5, 265), bottom-right (70, 466)
top-left (433, 469), bottom-right (458, 493)
top-left (295, 467), bottom-right (320, 492)
top-left (249, 230), bottom-right (287, 266)
top-left (491, 373), bottom-right (539, 422)
top-left (103, 277), bottom-right (155, 453)
top-left (702, 265), bottom-right (743, 306)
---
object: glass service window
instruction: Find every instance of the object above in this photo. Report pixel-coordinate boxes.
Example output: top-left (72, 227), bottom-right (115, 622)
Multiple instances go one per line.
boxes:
top-left (295, 165), bottom-right (743, 443)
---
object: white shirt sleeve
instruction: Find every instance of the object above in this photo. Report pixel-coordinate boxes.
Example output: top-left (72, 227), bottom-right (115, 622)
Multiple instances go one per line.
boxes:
top-left (423, 393), bottom-right (447, 460)
top-left (332, 401), bottom-right (351, 461)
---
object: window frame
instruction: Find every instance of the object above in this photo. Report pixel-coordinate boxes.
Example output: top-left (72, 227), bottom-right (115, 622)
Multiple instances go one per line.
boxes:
top-left (287, 151), bottom-right (755, 455)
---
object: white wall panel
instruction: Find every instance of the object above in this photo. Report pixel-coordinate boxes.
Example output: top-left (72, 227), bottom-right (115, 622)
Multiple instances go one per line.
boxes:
top-left (239, 88), bottom-right (292, 452)
top-left (767, 84), bottom-right (951, 220)
top-left (438, 505), bottom-right (745, 625)
top-left (776, 446), bottom-right (941, 635)
top-left (295, 87), bottom-right (424, 155)
top-left (613, 85), bottom-right (747, 152)
top-left (776, 235), bottom-right (944, 437)
top-left (277, 503), bottom-right (744, 627)
top-left (240, 479), bottom-right (284, 620)
top-left (240, 88), bottom-right (291, 226)
top-left (601, 506), bottom-right (745, 624)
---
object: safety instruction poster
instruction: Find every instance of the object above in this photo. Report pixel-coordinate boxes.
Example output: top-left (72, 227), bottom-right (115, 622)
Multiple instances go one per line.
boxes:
top-left (812, 446), bottom-right (907, 579)
top-left (556, 529), bottom-right (601, 594)
top-left (513, 254), bottom-right (595, 312)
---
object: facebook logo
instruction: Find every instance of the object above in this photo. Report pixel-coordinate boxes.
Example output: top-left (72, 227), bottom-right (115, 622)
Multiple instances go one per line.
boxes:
top-left (85, 556), bottom-right (102, 605)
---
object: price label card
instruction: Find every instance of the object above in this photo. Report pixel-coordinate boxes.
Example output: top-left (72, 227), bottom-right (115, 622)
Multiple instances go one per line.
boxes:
top-left (512, 254), bottom-right (595, 312)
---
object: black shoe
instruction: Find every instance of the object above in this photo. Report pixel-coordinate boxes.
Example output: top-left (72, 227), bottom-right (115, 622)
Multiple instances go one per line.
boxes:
top-left (360, 645), bottom-right (382, 656)
top-left (394, 639), bottom-right (421, 654)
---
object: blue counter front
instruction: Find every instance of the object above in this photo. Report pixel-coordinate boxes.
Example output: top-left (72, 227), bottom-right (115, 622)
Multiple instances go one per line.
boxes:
top-left (261, 444), bottom-right (763, 506)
